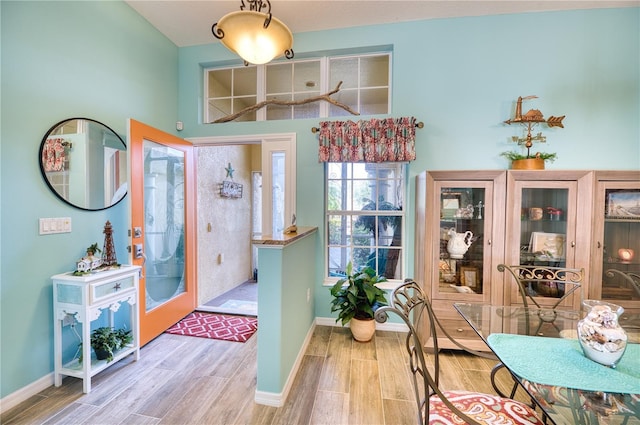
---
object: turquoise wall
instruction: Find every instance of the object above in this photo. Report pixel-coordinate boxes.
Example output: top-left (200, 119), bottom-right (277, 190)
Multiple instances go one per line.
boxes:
top-left (256, 232), bottom-right (317, 394)
top-left (0, 1), bottom-right (178, 398)
top-left (1, 2), bottom-right (638, 402)
top-left (176, 8), bottom-right (639, 319)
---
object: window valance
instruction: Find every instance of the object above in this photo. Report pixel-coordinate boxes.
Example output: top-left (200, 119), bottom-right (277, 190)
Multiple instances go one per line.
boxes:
top-left (317, 117), bottom-right (420, 163)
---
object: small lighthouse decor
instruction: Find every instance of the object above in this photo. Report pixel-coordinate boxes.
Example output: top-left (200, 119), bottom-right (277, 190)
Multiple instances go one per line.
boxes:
top-left (102, 221), bottom-right (118, 266)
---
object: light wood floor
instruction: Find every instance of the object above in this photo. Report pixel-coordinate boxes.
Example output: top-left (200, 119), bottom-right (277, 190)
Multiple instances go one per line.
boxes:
top-left (2, 325), bottom-right (522, 425)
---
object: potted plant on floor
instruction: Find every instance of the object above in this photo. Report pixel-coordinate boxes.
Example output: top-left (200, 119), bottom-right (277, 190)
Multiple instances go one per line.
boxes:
top-left (330, 262), bottom-right (388, 342)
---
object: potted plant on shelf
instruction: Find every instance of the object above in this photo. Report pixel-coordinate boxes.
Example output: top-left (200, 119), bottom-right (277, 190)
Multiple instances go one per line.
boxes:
top-left (81, 326), bottom-right (132, 363)
top-left (500, 150), bottom-right (557, 170)
top-left (330, 262), bottom-right (388, 342)
top-left (86, 242), bottom-right (102, 257)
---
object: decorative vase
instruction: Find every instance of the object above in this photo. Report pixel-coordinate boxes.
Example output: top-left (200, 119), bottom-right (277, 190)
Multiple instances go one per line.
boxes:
top-left (511, 158), bottom-right (545, 170)
top-left (446, 229), bottom-right (474, 259)
top-left (577, 300), bottom-right (627, 368)
top-left (349, 317), bottom-right (376, 342)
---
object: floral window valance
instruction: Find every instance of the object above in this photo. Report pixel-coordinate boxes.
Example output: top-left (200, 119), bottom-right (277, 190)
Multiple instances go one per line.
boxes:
top-left (42, 137), bottom-right (69, 172)
top-left (317, 116), bottom-right (419, 163)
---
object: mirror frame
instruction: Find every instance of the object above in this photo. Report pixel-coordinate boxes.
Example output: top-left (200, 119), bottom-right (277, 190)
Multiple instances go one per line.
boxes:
top-left (39, 117), bottom-right (128, 211)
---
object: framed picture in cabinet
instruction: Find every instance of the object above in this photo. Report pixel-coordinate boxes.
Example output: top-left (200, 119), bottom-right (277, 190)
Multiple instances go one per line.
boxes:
top-left (441, 195), bottom-right (460, 218)
top-left (606, 191), bottom-right (640, 218)
top-left (529, 232), bottom-right (565, 259)
top-left (460, 266), bottom-right (479, 290)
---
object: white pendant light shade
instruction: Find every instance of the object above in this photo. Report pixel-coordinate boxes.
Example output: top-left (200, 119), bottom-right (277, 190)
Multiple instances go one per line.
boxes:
top-left (216, 11), bottom-right (293, 65)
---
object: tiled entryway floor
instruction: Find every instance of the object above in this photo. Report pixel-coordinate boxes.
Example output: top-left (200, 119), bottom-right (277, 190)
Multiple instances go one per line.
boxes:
top-left (199, 280), bottom-right (258, 316)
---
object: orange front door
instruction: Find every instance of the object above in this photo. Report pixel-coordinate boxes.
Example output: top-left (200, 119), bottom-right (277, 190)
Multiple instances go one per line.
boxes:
top-left (129, 119), bottom-right (197, 346)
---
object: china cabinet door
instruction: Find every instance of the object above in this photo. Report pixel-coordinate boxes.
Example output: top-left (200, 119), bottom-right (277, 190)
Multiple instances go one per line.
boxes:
top-left (419, 171), bottom-right (506, 351)
top-left (591, 172), bottom-right (640, 317)
top-left (430, 180), bottom-right (497, 302)
top-left (504, 171), bottom-right (593, 309)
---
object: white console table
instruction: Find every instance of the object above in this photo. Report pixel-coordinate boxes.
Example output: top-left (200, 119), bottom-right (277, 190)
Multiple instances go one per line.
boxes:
top-left (52, 265), bottom-right (141, 393)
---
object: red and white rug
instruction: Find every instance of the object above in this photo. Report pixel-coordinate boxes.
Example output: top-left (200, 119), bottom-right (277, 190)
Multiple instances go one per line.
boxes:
top-left (165, 312), bottom-right (258, 343)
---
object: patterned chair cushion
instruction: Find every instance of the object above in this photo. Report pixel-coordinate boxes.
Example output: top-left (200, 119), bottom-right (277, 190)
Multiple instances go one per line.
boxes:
top-left (429, 390), bottom-right (545, 424)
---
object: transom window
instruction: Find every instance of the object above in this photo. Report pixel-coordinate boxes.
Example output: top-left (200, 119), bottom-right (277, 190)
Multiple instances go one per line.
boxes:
top-left (326, 162), bottom-right (405, 281)
top-left (204, 52), bottom-right (390, 123)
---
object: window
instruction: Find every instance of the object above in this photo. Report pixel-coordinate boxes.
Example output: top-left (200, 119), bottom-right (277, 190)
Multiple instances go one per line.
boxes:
top-left (326, 162), bottom-right (405, 281)
top-left (206, 66), bottom-right (257, 123)
top-left (204, 52), bottom-right (390, 123)
top-left (266, 60), bottom-right (321, 120)
top-left (328, 55), bottom-right (390, 116)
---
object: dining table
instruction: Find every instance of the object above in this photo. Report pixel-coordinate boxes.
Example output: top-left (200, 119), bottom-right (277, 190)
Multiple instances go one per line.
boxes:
top-left (453, 303), bottom-right (640, 425)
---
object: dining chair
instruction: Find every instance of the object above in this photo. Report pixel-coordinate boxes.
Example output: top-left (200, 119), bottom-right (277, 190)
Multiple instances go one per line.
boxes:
top-left (492, 264), bottom-right (584, 400)
top-left (605, 268), bottom-right (640, 297)
top-left (374, 279), bottom-right (544, 425)
top-left (497, 264), bottom-right (584, 334)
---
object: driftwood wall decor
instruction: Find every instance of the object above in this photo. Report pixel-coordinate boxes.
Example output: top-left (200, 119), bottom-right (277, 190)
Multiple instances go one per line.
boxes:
top-left (213, 81), bottom-right (359, 123)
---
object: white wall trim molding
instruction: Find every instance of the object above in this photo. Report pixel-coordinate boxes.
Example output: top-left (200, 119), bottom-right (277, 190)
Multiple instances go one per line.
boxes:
top-left (315, 316), bottom-right (409, 333)
top-left (0, 373), bottom-right (54, 414)
top-left (187, 133), bottom-right (297, 146)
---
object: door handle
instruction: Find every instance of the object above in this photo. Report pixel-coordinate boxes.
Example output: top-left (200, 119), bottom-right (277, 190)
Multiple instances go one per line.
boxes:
top-left (134, 244), bottom-right (145, 278)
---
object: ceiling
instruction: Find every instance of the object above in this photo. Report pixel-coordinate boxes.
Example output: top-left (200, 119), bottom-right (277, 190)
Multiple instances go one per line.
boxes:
top-left (125, 0), bottom-right (638, 47)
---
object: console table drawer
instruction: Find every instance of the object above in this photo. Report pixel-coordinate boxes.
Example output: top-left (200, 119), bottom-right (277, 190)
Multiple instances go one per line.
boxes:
top-left (91, 275), bottom-right (135, 303)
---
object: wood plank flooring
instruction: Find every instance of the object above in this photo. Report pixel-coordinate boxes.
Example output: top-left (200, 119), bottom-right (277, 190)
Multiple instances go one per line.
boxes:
top-left (2, 325), bottom-right (524, 425)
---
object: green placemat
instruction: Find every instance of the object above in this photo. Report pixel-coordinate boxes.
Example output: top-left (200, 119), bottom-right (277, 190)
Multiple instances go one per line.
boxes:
top-left (487, 334), bottom-right (640, 393)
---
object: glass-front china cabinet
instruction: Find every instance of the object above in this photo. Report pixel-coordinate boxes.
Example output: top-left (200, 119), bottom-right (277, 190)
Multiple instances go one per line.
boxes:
top-left (591, 172), bottom-right (640, 321)
top-left (503, 171), bottom-right (592, 310)
top-left (416, 170), bottom-right (639, 351)
top-left (416, 171), bottom-right (506, 351)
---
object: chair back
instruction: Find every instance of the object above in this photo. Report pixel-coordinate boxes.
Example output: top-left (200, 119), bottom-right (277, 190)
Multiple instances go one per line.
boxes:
top-left (497, 264), bottom-right (584, 309)
top-left (605, 269), bottom-right (640, 297)
top-left (374, 279), bottom-right (483, 425)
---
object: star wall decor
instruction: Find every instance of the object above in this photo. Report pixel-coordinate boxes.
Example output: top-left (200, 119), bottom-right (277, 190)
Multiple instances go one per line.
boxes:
top-left (220, 162), bottom-right (242, 198)
top-left (225, 163), bottom-right (235, 179)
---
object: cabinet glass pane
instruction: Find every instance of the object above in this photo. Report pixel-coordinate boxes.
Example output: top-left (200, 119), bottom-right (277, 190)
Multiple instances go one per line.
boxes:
top-left (519, 188), bottom-right (568, 267)
top-left (601, 188), bottom-right (640, 302)
top-left (439, 187), bottom-right (485, 295)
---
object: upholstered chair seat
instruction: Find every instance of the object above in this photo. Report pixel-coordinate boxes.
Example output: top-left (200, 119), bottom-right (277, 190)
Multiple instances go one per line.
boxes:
top-left (430, 390), bottom-right (544, 424)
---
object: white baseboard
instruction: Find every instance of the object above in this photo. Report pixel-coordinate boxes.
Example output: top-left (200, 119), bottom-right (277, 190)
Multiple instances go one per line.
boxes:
top-left (254, 321), bottom-right (317, 406)
top-left (0, 373), bottom-right (54, 414)
top-left (315, 316), bottom-right (409, 333)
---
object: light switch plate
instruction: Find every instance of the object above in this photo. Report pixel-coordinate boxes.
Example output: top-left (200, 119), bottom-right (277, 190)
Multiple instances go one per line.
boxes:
top-left (39, 217), bottom-right (72, 235)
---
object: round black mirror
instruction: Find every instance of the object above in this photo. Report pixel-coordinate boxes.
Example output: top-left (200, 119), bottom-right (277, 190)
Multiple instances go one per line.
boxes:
top-left (39, 118), bottom-right (127, 211)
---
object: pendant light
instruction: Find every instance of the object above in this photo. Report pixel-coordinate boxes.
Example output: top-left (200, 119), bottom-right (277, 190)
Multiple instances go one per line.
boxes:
top-left (212, 0), bottom-right (294, 65)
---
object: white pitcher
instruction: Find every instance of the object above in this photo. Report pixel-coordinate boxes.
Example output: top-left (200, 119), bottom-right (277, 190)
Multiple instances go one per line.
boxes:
top-left (447, 229), bottom-right (474, 259)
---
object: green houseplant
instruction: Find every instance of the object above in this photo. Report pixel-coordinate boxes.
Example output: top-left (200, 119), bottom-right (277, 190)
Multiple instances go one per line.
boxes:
top-left (330, 262), bottom-right (388, 342)
top-left (86, 242), bottom-right (102, 256)
top-left (81, 326), bottom-right (132, 363)
top-left (500, 151), bottom-right (557, 170)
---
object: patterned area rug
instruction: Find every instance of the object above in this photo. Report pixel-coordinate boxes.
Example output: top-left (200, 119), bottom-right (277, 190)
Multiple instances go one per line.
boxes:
top-left (165, 312), bottom-right (258, 342)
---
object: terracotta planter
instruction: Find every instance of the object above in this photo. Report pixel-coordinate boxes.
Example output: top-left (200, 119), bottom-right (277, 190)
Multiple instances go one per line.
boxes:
top-left (349, 317), bottom-right (376, 342)
top-left (511, 158), bottom-right (545, 170)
